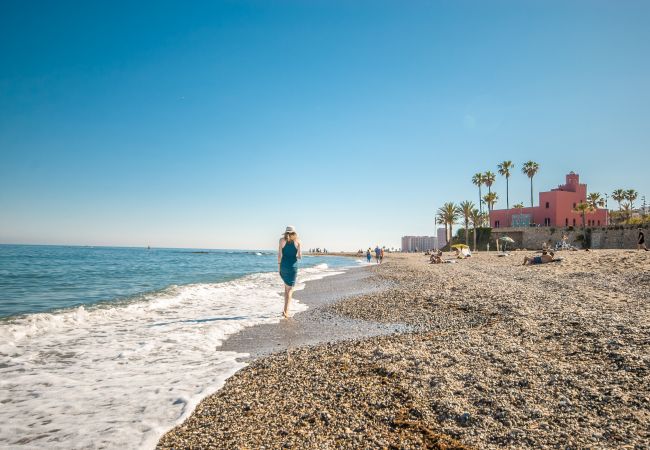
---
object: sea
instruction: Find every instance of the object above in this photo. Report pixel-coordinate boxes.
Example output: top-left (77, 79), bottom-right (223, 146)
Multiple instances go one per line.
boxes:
top-left (0, 244), bottom-right (358, 449)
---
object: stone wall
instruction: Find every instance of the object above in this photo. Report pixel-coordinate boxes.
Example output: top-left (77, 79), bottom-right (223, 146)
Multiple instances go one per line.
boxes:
top-left (590, 227), bottom-right (646, 249)
top-left (490, 226), bottom-right (647, 250)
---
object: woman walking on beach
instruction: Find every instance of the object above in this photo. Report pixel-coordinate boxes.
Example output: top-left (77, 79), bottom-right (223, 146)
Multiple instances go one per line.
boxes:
top-left (278, 226), bottom-right (302, 318)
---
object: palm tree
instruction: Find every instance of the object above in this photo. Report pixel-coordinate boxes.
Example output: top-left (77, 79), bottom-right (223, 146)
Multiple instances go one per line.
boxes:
top-left (621, 202), bottom-right (632, 222)
top-left (626, 189), bottom-right (638, 209)
top-left (483, 171), bottom-right (496, 195)
top-left (574, 201), bottom-right (596, 227)
top-left (521, 161), bottom-right (540, 208)
top-left (483, 192), bottom-right (498, 212)
top-left (574, 201), bottom-right (596, 247)
top-left (587, 192), bottom-right (603, 209)
top-left (472, 173), bottom-right (485, 213)
top-left (439, 202), bottom-right (460, 248)
top-left (612, 189), bottom-right (626, 210)
top-left (497, 161), bottom-right (514, 210)
top-left (469, 208), bottom-right (481, 251)
top-left (459, 201), bottom-right (475, 246)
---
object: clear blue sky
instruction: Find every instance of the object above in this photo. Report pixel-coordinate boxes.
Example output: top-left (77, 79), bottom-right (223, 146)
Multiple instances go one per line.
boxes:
top-left (1, 1), bottom-right (649, 250)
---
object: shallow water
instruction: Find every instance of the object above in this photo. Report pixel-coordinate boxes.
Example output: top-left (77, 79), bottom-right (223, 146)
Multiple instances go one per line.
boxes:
top-left (0, 245), bottom-right (355, 448)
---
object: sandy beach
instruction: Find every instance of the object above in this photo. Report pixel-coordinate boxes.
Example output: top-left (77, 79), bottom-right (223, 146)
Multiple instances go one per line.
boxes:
top-left (158, 250), bottom-right (649, 449)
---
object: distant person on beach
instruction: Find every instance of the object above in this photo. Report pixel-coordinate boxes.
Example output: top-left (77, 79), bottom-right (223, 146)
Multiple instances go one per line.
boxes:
top-left (380, 248), bottom-right (385, 263)
top-left (374, 245), bottom-right (381, 264)
top-left (430, 250), bottom-right (443, 264)
top-left (522, 250), bottom-right (558, 265)
top-left (638, 228), bottom-right (648, 251)
top-left (278, 226), bottom-right (302, 318)
top-left (366, 248), bottom-right (372, 263)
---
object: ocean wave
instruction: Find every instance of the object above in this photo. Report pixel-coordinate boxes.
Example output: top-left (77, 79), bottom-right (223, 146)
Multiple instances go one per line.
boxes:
top-left (0, 262), bottom-right (347, 449)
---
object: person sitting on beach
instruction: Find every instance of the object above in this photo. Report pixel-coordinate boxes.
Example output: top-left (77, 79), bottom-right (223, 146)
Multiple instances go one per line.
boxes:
top-left (428, 250), bottom-right (443, 264)
top-left (561, 234), bottom-right (569, 248)
top-left (454, 248), bottom-right (466, 259)
top-left (522, 250), bottom-right (558, 265)
top-left (429, 251), bottom-right (442, 264)
top-left (366, 248), bottom-right (372, 263)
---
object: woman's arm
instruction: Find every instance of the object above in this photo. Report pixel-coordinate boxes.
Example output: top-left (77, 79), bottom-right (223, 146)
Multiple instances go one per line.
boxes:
top-left (278, 239), bottom-right (284, 267)
top-left (297, 241), bottom-right (302, 260)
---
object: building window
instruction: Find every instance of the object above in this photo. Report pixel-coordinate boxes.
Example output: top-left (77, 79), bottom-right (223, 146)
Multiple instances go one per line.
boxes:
top-left (495, 220), bottom-right (500, 228)
top-left (545, 202), bottom-right (550, 208)
top-left (565, 218), bottom-right (569, 226)
top-left (573, 218), bottom-right (576, 226)
top-left (573, 203), bottom-right (576, 208)
top-left (598, 220), bottom-right (601, 226)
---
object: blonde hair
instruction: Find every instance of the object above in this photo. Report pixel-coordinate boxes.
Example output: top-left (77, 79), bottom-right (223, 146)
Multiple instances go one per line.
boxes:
top-left (283, 231), bottom-right (298, 242)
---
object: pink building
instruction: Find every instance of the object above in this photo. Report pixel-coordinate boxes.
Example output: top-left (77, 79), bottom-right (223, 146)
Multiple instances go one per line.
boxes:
top-left (489, 172), bottom-right (608, 228)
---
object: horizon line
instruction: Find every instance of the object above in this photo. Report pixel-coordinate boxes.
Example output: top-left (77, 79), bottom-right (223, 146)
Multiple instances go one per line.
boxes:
top-left (0, 242), bottom-right (281, 252)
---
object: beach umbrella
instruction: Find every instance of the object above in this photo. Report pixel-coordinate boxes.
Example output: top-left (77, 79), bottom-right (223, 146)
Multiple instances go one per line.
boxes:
top-left (451, 244), bottom-right (469, 249)
top-left (499, 236), bottom-right (515, 251)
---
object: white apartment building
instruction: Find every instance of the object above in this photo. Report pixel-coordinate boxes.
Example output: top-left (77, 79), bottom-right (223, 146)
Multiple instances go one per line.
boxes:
top-left (401, 235), bottom-right (437, 252)
top-left (437, 227), bottom-right (447, 248)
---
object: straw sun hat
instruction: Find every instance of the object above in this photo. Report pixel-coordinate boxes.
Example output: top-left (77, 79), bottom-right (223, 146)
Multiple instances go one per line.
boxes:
top-left (284, 226), bottom-right (296, 233)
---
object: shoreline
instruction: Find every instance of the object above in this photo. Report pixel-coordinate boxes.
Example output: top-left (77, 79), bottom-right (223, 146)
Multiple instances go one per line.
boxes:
top-left (0, 252), bottom-right (360, 449)
top-left (158, 250), bottom-right (649, 449)
top-left (157, 263), bottom-right (401, 447)
top-left (220, 265), bottom-right (408, 360)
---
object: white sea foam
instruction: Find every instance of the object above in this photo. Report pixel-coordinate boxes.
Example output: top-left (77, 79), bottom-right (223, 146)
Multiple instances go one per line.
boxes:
top-left (0, 264), bottom-right (345, 449)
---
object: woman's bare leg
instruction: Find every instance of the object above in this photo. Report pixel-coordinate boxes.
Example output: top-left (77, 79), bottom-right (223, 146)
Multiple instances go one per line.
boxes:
top-left (286, 286), bottom-right (295, 317)
top-left (283, 285), bottom-right (292, 318)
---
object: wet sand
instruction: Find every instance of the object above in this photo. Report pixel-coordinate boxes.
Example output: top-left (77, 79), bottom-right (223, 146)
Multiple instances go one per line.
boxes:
top-left (220, 265), bottom-right (408, 360)
top-left (159, 250), bottom-right (649, 449)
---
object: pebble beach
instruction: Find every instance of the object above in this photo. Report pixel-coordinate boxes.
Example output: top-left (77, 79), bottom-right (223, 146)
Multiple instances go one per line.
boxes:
top-left (158, 250), bottom-right (649, 449)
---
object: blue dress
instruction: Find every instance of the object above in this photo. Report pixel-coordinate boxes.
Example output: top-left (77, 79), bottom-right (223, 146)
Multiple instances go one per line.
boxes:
top-left (280, 241), bottom-right (298, 286)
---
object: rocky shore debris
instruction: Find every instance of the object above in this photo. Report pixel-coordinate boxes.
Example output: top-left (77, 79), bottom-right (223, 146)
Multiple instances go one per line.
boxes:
top-left (159, 251), bottom-right (649, 449)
